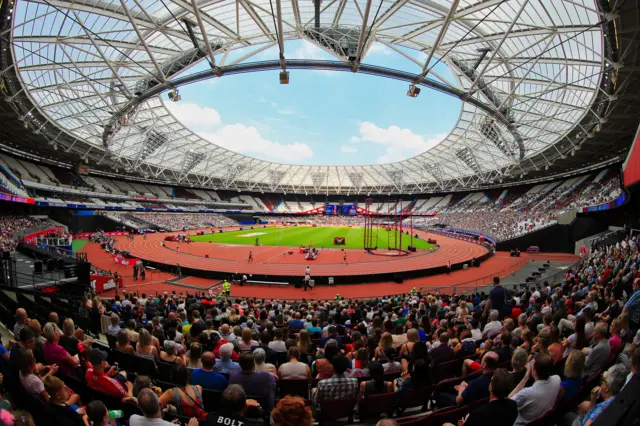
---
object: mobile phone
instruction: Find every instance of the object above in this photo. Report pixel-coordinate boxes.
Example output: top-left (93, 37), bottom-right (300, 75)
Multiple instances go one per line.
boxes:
top-left (114, 362), bottom-right (120, 372)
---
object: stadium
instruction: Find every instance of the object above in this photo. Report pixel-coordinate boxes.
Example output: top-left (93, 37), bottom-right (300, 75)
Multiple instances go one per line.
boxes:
top-left (0, 0), bottom-right (640, 425)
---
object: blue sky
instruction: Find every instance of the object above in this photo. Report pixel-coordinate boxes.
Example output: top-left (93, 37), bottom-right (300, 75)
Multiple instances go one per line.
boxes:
top-left (166, 40), bottom-right (462, 165)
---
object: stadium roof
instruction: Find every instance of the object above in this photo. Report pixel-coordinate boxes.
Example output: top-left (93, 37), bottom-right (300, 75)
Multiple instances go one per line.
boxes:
top-left (0, 0), bottom-right (637, 194)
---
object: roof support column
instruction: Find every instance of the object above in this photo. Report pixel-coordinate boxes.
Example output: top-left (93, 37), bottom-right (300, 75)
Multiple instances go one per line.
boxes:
top-left (415, 0), bottom-right (460, 82)
top-left (190, 0), bottom-right (221, 74)
top-left (117, 0), bottom-right (167, 82)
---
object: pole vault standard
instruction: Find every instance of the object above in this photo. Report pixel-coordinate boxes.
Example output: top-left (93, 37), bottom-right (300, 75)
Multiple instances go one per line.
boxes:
top-left (363, 198), bottom-right (376, 252)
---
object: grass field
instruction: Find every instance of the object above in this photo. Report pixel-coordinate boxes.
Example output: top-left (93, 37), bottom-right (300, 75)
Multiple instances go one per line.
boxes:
top-left (189, 226), bottom-right (435, 250)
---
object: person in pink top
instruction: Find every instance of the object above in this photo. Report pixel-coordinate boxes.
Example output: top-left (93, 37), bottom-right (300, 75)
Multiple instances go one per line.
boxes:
top-left (43, 322), bottom-right (80, 376)
top-left (608, 317), bottom-right (624, 355)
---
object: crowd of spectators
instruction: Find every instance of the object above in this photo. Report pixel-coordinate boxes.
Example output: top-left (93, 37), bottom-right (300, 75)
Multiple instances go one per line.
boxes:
top-left (0, 216), bottom-right (47, 252)
top-left (0, 230), bottom-right (638, 425)
top-left (122, 213), bottom-right (238, 231)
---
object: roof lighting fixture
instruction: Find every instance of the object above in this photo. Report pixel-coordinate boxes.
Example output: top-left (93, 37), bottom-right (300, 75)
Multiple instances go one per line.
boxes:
top-left (407, 84), bottom-right (420, 97)
top-left (168, 89), bottom-right (181, 102)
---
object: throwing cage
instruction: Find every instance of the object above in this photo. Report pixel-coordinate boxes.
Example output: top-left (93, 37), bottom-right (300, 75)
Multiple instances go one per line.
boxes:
top-left (363, 198), bottom-right (410, 256)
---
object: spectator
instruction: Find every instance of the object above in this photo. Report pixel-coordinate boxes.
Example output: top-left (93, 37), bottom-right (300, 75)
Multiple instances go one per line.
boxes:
top-left (116, 329), bottom-right (135, 355)
top-left (396, 358), bottom-right (429, 395)
top-left (136, 329), bottom-right (159, 362)
top-left (18, 348), bottom-right (64, 403)
top-left (85, 348), bottom-right (133, 399)
top-left (272, 395), bottom-right (313, 426)
top-left (159, 365), bottom-right (206, 420)
top-left (107, 314), bottom-right (121, 337)
top-left (14, 308), bottom-right (29, 339)
top-left (229, 354), bottom-right (276, 412)
top-left (622, 278), bottom-right (640, 331)
top-left (191, 352), bottom-right (228, 391)
top-left (483, 310), bottom-right (502, 340)
top-left (571, 363), bottom-right (629, 426)
top-left (131, 388), bottom-right (195, 426)
top-left (253, 348), bottom-right (277, 377)
top-left (438, 351), bottom-right (499, 407)
top-left (214, 343), bottom-right (240, 374)
top-left (443, 368), bottom-right (517, 426)
top-left (205, 385), bottom-right (262, 426)
top-left (313, 355), bottom-right (358, 411)
top-left (509, 353), bottom-right (561, 425)
top-left (44, 376), bottom-right (87, 426)
top-left (185, 343), bottom-right (203, 369)
top-left (494, 331), bottom-right (513, 363)
top-left (268, 328), bottom-right (287, 353)
top-left (359, 361), bottom-right (393, 396)
top-left (42, 322), bottom-right (80, 376)
top-left (559, 351), bottom-right (585, 401)
top-left (86, 401), bottom-right (117, 426)
top-left (510, 348), bottom-right (528, 384)
top-left (583, 322), bottom-right (611, 377)
top-left (237, 328), bottom-right (258, 353)
top-left (429, 332), bottom-right (454, 369)
top-left (160, 340), bottom-right (184, 365)
top-left (279, 347), bottom-right (311, 380)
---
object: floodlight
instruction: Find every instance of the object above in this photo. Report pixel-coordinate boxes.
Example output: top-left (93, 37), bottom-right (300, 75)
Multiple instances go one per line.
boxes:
top-left (407, 84), bottom-right (420, 97)
top-left (168, 90), bottom-right (181, 102)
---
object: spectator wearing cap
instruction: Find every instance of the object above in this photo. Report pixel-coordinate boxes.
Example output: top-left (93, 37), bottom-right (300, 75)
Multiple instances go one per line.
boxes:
top-left (214, 343), bottom-right (241, 374)
top-left (85, 348), bottom-right (133, 399)
top-left (191, 352), bottom-right (228, 391)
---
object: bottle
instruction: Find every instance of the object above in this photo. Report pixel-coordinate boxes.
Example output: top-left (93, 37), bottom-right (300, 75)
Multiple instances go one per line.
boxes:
top-left (108, 410), bottom-right (123, 419)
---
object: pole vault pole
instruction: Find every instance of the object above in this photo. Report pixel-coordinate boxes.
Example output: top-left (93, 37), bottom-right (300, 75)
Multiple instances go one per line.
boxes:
top-left (399, 199), bottom-right (403, 255)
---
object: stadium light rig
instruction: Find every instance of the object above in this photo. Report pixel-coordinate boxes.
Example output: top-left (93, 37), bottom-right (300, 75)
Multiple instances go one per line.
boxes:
top-left (168, 89), bottom-right (181, 102)
top-left (407, 84), bottom-right (421, 97)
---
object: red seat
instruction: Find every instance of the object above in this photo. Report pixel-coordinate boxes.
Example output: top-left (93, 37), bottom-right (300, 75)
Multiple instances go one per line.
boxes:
top-left (318, 397), bottom-right (357, 424)
top-left (358, 392), bottom-right (397, 420)
top-left (279, 379), bottom-right (310, 399)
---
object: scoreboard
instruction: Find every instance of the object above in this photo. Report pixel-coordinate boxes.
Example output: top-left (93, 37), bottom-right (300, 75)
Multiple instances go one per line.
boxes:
top-left (324, 204), bottom-right (357, 216)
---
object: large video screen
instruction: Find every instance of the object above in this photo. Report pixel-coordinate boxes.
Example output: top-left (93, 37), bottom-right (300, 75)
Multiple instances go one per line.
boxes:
top-left (324, 204), bottom-right (337, 215)
top-left (341, 204), bottom-right (357, 216)
top-left (623, 123), bottom-right (640, 188)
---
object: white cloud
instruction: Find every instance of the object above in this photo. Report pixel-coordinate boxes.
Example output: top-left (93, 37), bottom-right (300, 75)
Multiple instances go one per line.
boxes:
top-left (350, 136), bottom-right (361, 143)
top-left (356, 122), bottom-right (446, 163)
top-left (368, 42), bottom-right (393, 56)
top-left (340, 145), bottom-right (358, 153)
top-left (277, 108), bottom-right (296, 115)
top-left (199, 125), bottom-right (313, 163)
top-left (271, 102), bottom-right (277, 107)
top-left (166, 101), bottom-right (313, 163)
top-left (165, 102), bottom-right (221, 130)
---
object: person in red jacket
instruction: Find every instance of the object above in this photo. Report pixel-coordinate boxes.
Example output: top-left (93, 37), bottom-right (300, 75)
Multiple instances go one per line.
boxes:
top-left (85, 349), bottom-right (133, 399)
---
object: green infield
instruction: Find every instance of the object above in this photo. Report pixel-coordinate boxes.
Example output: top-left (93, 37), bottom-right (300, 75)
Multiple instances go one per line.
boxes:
top-left (189, 226), bottom-right (435, 250)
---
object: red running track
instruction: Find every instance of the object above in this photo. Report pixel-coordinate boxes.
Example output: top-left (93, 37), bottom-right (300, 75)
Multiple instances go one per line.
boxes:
top-left (112, 229), bottom-right (488, 278)
top-left (80, 241), bottom-right (578, 300)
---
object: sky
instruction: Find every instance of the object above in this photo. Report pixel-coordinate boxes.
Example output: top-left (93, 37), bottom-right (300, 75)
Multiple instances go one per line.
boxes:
top-left (165, 40), bottom-right (462, 166)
